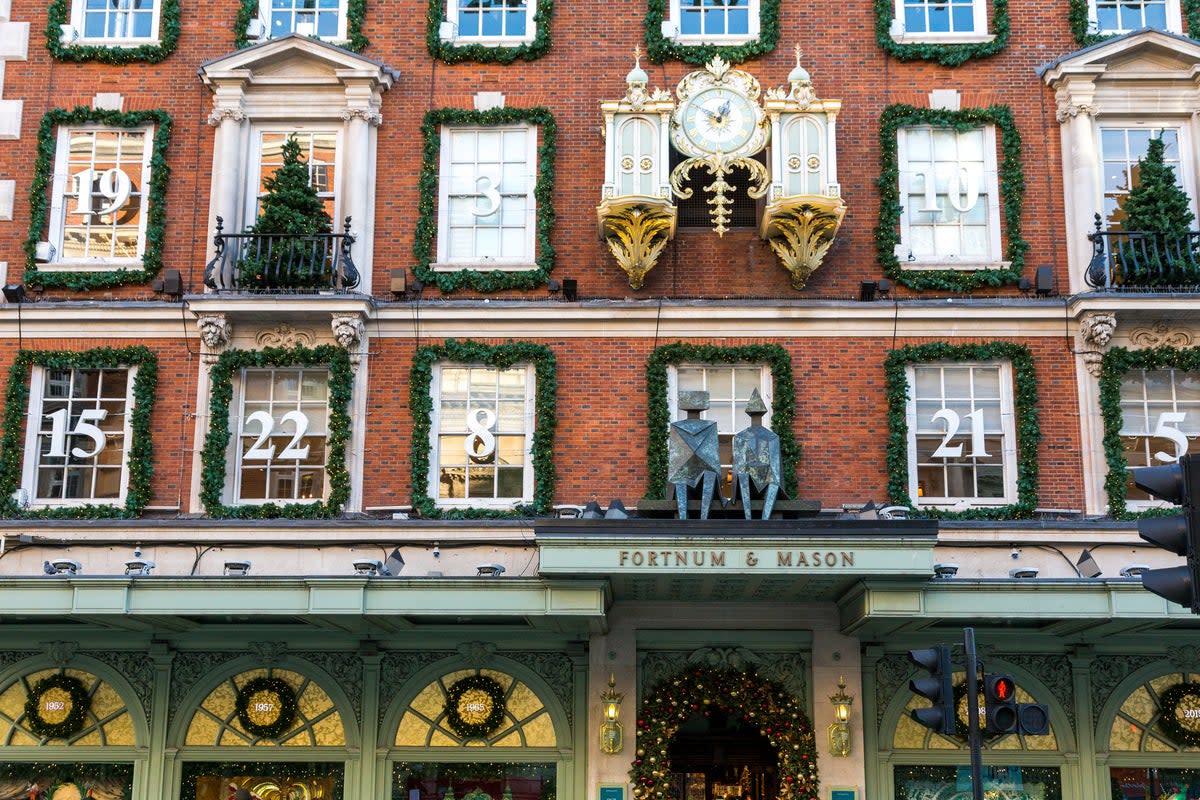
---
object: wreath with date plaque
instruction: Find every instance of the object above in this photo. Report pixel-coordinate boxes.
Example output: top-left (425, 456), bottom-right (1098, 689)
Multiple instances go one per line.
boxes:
top-left (445, 675), bottom-right (507, 738)
top-left (235, 676), bottom-right (299, 740)
top-left (24, 673), bottom-right (89, 739)
top-left (1157, 682), bottom-right (1200, 747)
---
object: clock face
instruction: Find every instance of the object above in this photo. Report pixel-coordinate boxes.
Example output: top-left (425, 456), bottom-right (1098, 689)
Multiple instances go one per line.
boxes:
top-left (679, 86), bottom-right (759, 154)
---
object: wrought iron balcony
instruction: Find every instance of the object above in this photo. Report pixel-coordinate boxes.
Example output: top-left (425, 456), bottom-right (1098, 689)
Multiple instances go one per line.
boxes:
top-left (1086, 213), bottom-right (1200, 290)
top-left (204, 215), bottom-right (359, 292)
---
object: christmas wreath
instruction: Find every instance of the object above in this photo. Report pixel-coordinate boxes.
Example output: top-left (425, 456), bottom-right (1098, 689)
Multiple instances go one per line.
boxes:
top-left (631, 667), bottom-right (819, 800)
top-left (235, 676), bottom-right (299, 740)
top-left (23, 673), bottom-right (90, 739)
top-left (445, 675), bottom-right (507, 738)
top-left (1157, 682), bottom-right (1200, 747)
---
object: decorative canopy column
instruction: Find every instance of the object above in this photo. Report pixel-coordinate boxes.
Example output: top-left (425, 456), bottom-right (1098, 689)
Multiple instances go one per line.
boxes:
top-left (760, 47), bottom-right (846, 290)
top-left (597, 50), bottom-right (677, 290)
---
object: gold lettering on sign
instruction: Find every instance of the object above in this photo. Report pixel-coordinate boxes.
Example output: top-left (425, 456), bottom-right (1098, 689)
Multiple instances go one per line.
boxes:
top-left (615, 549), bottom-right (855, 569)
top-left (711, 551), bottom-right (726, 566)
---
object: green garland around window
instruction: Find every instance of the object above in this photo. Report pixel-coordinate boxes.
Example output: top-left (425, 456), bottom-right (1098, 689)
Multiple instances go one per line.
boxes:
top-left (873, 0), bottom-right (1009, 65)
top-left (876, 104), bottom-right (1026, 292)
top-left (413, 107), bottom-right (556, 293)
top-left (444, 674), bottom-right (507, 738)
top-left (409, 339), bottom-right (556, 519)
top-left (180, 762), bottom-right (344, 800)
top-left (0, 346), bottom-right (158, 519)
top-left (23, 673), bottom-right (90, 740)
top-left (199, 345), bottom-right (352, 519)
top-left (426, 0), bottom-right (553, 62)
top-left (1156, 681), bottom-right (1200, 747)
top-left (25, 108), bottom-right (172, 291)
top-left (884, 341), bottom-right (1039, 519)
top-left (642, 0), bottom-right (778, 65)
top-left (45, 0), bottom-right (180, 63)
top-left (1098, 345), bottom-right (1200, 519)
top-left (1068, 0), bottom-right (1200, 46)
top-left (234, 0), bottom-right (369, 50)
top-left (0, 763), bottom-right (132, 795)
top-left (235, 676), bottom-right (299, 740)
top-left (645, 343), bottom-right (798, 500)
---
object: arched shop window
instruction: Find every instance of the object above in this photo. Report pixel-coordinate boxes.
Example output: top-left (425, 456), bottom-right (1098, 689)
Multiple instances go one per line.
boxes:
top-left (0, 665), bottom-right (139, 797)
top-left (890, 671), bottom-right (1063, 800)
top-left (390, 668), bottom-right (565, 800)
top-left (1106, 671), bottom-right (1200, 799)
top-left (179, 667), bottom-right (350, 800)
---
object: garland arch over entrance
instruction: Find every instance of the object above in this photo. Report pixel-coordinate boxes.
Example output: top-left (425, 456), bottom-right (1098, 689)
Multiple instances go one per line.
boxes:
top-left (630, 667), bottom-right (820, 800)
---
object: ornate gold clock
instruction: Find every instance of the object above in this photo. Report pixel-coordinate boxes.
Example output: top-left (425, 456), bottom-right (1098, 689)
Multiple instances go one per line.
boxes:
top-left (670, 56), bottom-right (770, 235)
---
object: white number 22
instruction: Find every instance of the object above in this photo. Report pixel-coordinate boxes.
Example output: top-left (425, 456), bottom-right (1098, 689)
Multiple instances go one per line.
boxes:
top-left (243, 410), bottom-right (311, 461)
top-left (930, 408), bottom-right (990, 459)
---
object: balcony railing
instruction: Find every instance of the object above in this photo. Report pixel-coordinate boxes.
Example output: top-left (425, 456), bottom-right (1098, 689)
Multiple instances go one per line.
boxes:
top-left (1086, 213), bottom-right (1200, 290)
top-left (204, 215), bottom-right (360, 292)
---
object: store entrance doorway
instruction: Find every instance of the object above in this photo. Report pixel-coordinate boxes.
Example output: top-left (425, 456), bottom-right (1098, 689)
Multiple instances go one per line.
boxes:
top-left (667, 708), bottom-right (779, 800)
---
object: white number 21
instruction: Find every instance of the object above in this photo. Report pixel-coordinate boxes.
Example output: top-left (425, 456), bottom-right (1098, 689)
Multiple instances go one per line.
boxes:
top-left (930, 408), bottom-right (990, 459)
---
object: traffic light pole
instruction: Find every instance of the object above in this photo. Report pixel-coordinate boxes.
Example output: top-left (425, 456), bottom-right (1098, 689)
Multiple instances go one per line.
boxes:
top-left (964, 627), bottom-right (983, 800)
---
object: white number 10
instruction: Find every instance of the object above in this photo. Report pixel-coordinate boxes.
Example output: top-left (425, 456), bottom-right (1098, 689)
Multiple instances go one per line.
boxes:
top-left (930, 408), bottom-right (990, 459)
top-left (43, 408), bottom-right (108, 458)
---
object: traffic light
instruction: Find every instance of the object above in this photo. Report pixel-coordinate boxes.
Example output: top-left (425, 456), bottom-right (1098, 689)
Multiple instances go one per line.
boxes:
top-left (1133, 452), bottom-right (1200, 613)
top-left (908, 644), bottom-right (954, 734)
top-left (983, 673), bottom-right (1018, 734)
top-left (983, 673), bottom-right (1049, 735)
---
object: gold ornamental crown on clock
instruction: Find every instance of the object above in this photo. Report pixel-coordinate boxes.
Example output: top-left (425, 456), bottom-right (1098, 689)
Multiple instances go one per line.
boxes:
top-left (670, 56), bottom-right (769, 160)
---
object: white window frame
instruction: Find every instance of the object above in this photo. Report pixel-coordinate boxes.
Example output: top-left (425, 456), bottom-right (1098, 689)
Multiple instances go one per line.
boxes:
top-left (45, 124), bottom-right (154, 271)
top-left (440, 0), bottom-right (537, 46)
top-left (905, 361), bottom-right (1017, 508)
top-left (896, 124), bottom-right (1004, 270)
top-left (1088, 0), bottom-right (1181, 35)
top-left (1098, 121), bottom-right (1196, 230)
top-left (434, 123), bottom-right (538, 271)
top-left (69, 0), bottom-right (161, 45)
top-left (666, 363), bottom-right (773, 486)
top-left (428, 363), bottom-right (536, 509)
top-left (1118, 367), bottom-right (1200, 511)
top-left (231, 367), bottom-right (332, 506)
top-left (20, 365), bottom-right (136, 509)
top-left (889, 0), bottom-right (992, 43)
top-left (244, 125), bottom-right (343, 231)
top-left (661, 0), bottom-right (760, 45)
top-left (254, 0), bottom-right (349, 42)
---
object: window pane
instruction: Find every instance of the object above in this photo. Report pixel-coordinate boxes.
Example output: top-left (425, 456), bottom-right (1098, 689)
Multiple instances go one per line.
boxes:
top-left (236, 369), bottom-right (330, 503)
top-left (33, 368), bottom-right (131, 503)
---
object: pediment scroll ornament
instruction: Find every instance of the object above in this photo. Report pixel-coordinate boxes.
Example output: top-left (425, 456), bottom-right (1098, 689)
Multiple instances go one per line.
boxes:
top-left (248, 641), bottom-right (289, 665)
top-left (43, 640), bottom-right (78, 667)
top-left (1079, 311), bottom-right (1116, 377)
top-left (1129, 320), bottom-right (1193, 348)
top-left (458, 640), bottom-right (498, 663)
top-left (257, 324), bottom-right (316, 349)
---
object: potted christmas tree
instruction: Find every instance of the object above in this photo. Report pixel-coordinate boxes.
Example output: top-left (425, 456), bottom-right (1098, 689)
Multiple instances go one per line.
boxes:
top-left (1120, 136), bottom-right (1197, 286)
top-left (239, 135), bottom-right (333, 290)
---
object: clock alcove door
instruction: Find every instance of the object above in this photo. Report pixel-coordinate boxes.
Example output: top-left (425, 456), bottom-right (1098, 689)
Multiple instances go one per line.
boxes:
top-left (667, 709), bottom-right (778, 800)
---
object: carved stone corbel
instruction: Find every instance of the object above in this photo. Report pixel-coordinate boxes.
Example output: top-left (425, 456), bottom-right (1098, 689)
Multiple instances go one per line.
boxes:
top-left (43, 641), bottom-right (78, 667)
top-left (331, 313), bottom-right (366, 366)
top-left (597, 197), bottom-right (677, 289)
top-left (248, 641), bottom-right (288, 665)
top-left (197, 314), bottom-right (232, 364)
top-left (1079, 311), bottom-right (1116, 377)
top-left (759, 194), bottom-right (846, 289)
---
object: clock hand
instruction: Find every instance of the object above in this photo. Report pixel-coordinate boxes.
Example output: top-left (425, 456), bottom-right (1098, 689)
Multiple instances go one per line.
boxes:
top-left (716, 99), bottom-right (731, 119)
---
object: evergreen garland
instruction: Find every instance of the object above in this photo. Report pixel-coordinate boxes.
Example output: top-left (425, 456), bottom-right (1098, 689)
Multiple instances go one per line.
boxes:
top-left (884, 341), bottom-right (1040, 519)
top-left (642, 0), bottom-right (779, 65)
top-left (645, 343), bottom-right (799, 500)
top-left (1098, 346), bottom-right (1200, 518)
top-left (23, 673), bottom-right (90, 740)
top-left (0, 347), bottom-right (158, 519)
top-left (631, 667), bottom-right (818, 800)
top-left (876, 104), bottom-right (1027, 292)
top-left (199, 345), bottom-right (353, 519)
top-left (45, 0), bottom-right (180, 63)
top-left (426, 0), bottom-right (553, 63)
top-left (409, 339), bottom-right (557, 519)
top-left (0, 763), bottom-right (132, 796)
top-left (1069, 0), bottom-right (1200, 45)
top-left (413, 107), bottom-right (557, 293)
top-left (25, 108), bottom-right (172, 291)
top-left (873, 0), bottom-right (1009, 65)
top-left (179, 762), bottom-right (344, 800)
top-left (234, 675), bottom-right (299, 740)
top-left (234, 0), bottom-right (369, 50)
top-left (444, 674), bottom-right (508, 738)
top-left (1156, 682), bottom-right (1200, 747)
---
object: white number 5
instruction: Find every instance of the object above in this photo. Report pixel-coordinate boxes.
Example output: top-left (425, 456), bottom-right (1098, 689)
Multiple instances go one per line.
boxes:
top-left (1152, 411), bottom-right (1190, 462)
